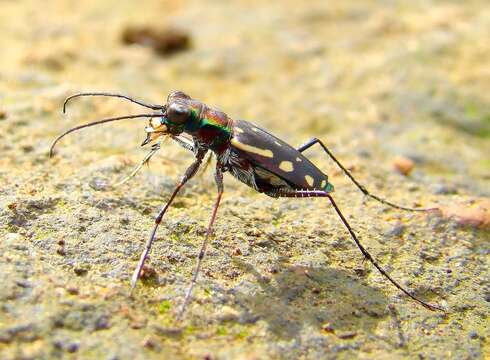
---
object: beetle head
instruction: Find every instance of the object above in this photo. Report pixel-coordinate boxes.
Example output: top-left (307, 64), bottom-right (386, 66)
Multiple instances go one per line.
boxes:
top-left (142, 91), bottom-right (197, 146)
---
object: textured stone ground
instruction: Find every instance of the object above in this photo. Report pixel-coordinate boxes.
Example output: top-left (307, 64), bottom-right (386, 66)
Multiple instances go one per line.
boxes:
top-left (0, 1), bottom-right (489, 359)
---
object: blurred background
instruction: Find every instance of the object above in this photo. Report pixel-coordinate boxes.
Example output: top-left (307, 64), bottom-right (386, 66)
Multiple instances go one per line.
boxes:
top-left (0, 1), bottom-right (488, 359)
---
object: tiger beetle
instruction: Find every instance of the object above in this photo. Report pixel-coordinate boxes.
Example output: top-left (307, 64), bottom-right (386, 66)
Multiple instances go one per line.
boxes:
top-left (50, 91), bottom-right (443, 317)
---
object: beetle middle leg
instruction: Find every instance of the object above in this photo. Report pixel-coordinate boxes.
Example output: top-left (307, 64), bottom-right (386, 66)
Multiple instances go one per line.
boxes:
top-left (177, 165), bottom-right (224, 318)
top-left (275, 188), bottom-right (442, 311)
top-left (130, 149), bottom-right (207, 292)
top-left (297, 138), bottom-right (435, 212)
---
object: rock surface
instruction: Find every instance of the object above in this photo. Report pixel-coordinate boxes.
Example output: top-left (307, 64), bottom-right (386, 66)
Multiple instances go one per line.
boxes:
top-left (0, 1), bottom-right (489, 359)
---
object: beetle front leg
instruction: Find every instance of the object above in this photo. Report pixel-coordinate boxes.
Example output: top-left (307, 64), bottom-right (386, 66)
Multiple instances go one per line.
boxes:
top-left (177, 164), bottom-right (224, 318)
top-left (114, 142), bottom-right (162, 187)
top-left (130, 149), bottom-right (207, 293)
top-left (297, 138), bottom-right (434, 212)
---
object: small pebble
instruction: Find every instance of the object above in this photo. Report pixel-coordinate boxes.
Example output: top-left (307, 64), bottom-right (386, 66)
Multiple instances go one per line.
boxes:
top-left (322, 323), bottom-right (334, 333)
top-left (140, 265), bottom-right (158, 280)
top-left (73, 264), bottom-right (89, 276)
top-left (121, 26), bottom-right (191, 56)
top-left (384, 222), bottom-right (406, 237)
top-left (66, 341), bottom-right (80, 353)
top-left (66, 286), bottom-right (79, 295)
top-left (440, 200), bottom-right (490, 229)
top-left (7, 203), bottom-right (17, 210)
top-left (89, 177), bottom-right (108, 191)
top-left (393, 156), bottom-right (414, 176)
top-left (216, 306), bottom-right (239, 322)
top-left (141, 336), bottom-right (159, 350)
top-left (431, 183), bottom-right (457, 195)
top-left (152, 325), bottom-right (183, 337)
top-left (129, 316), bottom-right (147, 330)
top-left (94, 315), bottom-right (110, 330)
top-left (15, 280), bottom-right (31, 288)
top-left (5, 233), bottom-right (23, 245)
top-left (337, 331), bottom-right (357, 339)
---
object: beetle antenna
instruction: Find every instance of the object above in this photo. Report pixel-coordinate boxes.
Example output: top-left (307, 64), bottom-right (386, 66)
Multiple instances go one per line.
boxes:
top-left (326, 194), bottom-right (444, 312)
top-left (63, 92), bottom-right (165, 113)
top-left (50, 113), bottom-right (163, 157)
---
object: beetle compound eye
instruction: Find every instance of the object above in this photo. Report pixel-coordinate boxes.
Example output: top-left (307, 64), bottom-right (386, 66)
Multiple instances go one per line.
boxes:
top-left (167, 103), bottom-right (190, 124)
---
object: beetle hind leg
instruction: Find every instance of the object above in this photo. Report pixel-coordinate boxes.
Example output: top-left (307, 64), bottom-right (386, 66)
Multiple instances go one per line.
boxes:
top-left (275, 188), bottom-right (443, 311)
top-left (297, 138), bottom-right (436, 212)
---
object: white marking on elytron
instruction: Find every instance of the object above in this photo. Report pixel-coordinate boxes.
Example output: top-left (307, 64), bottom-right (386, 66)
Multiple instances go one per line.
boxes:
top-left (305, 175), bottom-right (314, 187)
top-left (234, 127), bottom-right (244, 134)
top-left (231, 138), bottom-right (273, 158)
top-left (274, 141), bottom-right (282, 147)
top-left (279, 161), bottom-right (294, 172)
top-left (252, 127), bottom-right (260, 132)
top-left (296, 157), bottom-right (302, 162)
top-left (321, 180), bottom-right (327, 188)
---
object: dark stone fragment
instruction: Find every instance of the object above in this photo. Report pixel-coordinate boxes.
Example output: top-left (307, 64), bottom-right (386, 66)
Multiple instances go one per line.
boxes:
top-left (73, 264), bottom-right (89, 276)
top-left (121, 26), bottom-right (191, 56)
top-left (94, 315), bottom-right (111, 330)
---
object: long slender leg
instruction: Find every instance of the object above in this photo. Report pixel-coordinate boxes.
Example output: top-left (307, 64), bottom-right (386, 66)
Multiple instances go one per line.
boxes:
top-left (177, 166), bottom-right (224, 319)
top-left (275, 188), bottom-right (442, 311)
top-left (130, 149), bottom-right (207, 293)
top-left (114, 143), bottom-right (162, 187)
top-left (297, 138), bottom-right (435, 212)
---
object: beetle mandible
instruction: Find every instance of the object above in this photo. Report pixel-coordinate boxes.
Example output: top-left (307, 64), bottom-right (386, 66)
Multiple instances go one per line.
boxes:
top-left (51, 91), bottom-right (443, 317)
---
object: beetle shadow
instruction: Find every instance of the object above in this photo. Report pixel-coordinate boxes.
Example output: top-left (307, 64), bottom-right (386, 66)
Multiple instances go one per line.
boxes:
top-left (226, 258), bottom-right (390, 340)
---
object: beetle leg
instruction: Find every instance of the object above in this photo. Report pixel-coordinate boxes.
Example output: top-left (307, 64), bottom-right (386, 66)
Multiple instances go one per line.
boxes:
top-left (197, 152), bottom-right (213, 177)
top-left (177, 165), bottom-right (224, 319)
top-left (274, 189), bottom-right (443, 311)
top-left (113, 142), bottom-right (162, 187)
top-left (171, 134), bottom-right (195, 152)
top-left (130, 149), bottom-right (207, 293)
top-left (297, 138), bottom-right (436, 212)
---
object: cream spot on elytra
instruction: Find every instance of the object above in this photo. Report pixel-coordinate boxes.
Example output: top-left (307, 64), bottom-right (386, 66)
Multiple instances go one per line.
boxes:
top-left (296, 157), bottom-right (302, 162)
top-left (231, 138), bottom-right (273, 158)
top-left (305, 175), bottom-right (314, 187)
top-left (234, 127), bottom-right (244, 134)
top-left (279, 161), bottom-right (294, 172)
top-left (321, 180), bottom-right (327, 189)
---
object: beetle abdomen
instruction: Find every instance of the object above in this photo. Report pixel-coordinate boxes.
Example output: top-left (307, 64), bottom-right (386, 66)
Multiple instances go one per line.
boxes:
top-left (229, 119), bottom-right (334, 192)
